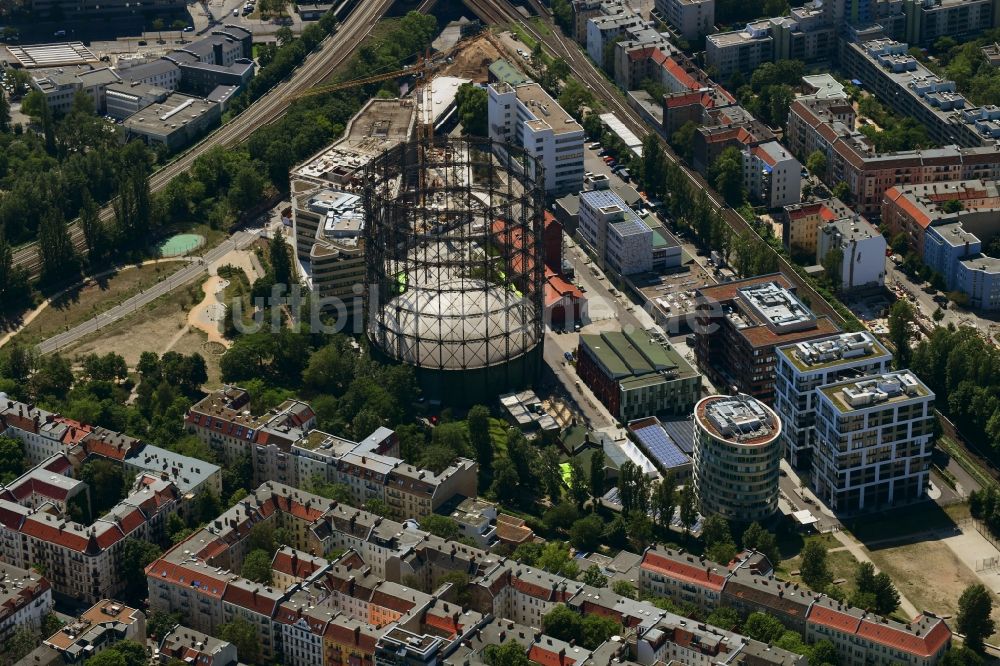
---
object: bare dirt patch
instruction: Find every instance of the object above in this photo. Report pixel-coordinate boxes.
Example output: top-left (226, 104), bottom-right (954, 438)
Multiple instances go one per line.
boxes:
top-left (868, 538), bottom-right (998, 629)
top-left (440, 35), bottom-right (502, 82)
top-left (61, 283), bottom-right (202, 366)
top-left (11, 262), bottom-right (185, 347)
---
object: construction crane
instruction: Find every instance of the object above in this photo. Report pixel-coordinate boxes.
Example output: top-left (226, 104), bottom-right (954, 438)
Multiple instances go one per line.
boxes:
top-left (290, 37), bottom-right (472, 101)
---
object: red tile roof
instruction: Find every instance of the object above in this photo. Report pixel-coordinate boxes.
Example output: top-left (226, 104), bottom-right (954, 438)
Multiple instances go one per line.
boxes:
top-left (529, 645), bottom-right (580, 666)
top-left (808, 604), bottom-right (861, 634)
top-left (856, 617), bottom-right (951, 658)
top-left (640, 550), bottom-right (726, 591)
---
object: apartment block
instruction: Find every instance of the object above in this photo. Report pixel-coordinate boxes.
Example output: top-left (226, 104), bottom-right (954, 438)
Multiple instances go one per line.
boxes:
top-left (742, 140), bottom-right (803, 209)
top-left (694, 275), bottom-right (841, 403)
top-left (840, 39), bottom-right (987, 148)
top-left (817, 216), bottom-right (887, 290)
top-left (774, 332), bottom-right (892, 470)
top-left (587, 12), bottom-right (647, 65)
top-left (572, 0), bottom-right (627, 43)
top-left (158, 625), bottom-right (238, 666)
top-left (577, 328), bottom-right (703, 421)
top-left (902, 0), bottom-right (997, 46)
top-left (656, 0), bottom-right (715, 40)
top-left (882, 180), bottom-right (1000, 310)
top-left (144, 485), bottom-right (952, 666)
top-left (787, 97), bottom-right (1000, 216)
top-left (187, 387), bottom-right (476, 521)
top-left (813, 371), bottom-right (935, 514)
top-left (705, 21), bottom-right (773, 78)
top-left (43, 600), bottom-right (145, 664)
top-left (487, 82), bottom-right (585, 195)
top-left (0, 461), bottom-right (179, 604)
top-left (0, 563), bottom-right (52, 644)
top-left (782, 198), bottom-right (852, 257)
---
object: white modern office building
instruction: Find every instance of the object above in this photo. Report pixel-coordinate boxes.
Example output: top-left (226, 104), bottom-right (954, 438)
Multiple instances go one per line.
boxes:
top-left (774, 332), bottom-right (892, 470)
top-left (813, 370), bottom-right (935, 514)
top-left (487, 82), bottom-right (585, 195)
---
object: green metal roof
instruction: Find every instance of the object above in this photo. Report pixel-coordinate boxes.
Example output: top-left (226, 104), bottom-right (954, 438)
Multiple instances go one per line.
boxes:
top-left (489, 59), bottom-right (528, 86)
top-left (580, 333), bottom-right (630, 377)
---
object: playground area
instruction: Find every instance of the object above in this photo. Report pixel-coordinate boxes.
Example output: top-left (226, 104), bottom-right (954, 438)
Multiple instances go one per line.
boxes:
top-left (159, 234), bottom-right (206, 257)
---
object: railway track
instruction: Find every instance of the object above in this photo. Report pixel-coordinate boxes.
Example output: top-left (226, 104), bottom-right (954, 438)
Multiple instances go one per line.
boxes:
top-left (12, 0), bottom-right (394, 279)
top-left (468, 0), bottom-right (847, 325)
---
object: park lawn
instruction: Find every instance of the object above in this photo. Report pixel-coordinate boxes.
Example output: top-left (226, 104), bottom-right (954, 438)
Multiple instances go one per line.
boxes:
top-left (11, 262), bottom-right (181, 348)
top-left (60, 281), bottom-right (202, 367)
top-left (488, 417), bottom-right (510, 458)
top-left (777, 533), bottom-right (861, 596)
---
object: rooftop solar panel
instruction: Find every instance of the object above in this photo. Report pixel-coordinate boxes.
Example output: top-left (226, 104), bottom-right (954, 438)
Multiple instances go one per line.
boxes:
top-left (659, 419), bottom-right (695, 454)
top-left (632, 422), bottom-right (690, 470)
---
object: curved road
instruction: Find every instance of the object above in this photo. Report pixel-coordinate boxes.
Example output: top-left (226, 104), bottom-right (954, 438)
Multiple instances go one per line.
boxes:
top-left (13, 0), bottom-right (394, 279)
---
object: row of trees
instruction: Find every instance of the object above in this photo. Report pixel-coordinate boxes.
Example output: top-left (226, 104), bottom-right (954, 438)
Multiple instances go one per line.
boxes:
top-left (636, 133), bottom-right (778, 278)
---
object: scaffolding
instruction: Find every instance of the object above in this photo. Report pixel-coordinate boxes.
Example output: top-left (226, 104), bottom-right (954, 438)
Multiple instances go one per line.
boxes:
top-left (363, 136), bottom-right (545, 402)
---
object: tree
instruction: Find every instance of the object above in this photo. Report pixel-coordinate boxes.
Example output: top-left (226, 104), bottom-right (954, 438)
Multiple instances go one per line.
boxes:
top-left (652, 473), bottom-right (676, 529)
top-left (612, 580), bottom-right (636, 599)
top-left (709, 147), bottom-right (745, 206)
top-left (536, 542), bottom-right (578, 578)
top-left (0, 437), bottom-right (26, 484)
top-left (455, 83), bottom-right (488, 137)
top-left (581, 564), bottom-right (608, 588)
top-left (941, 647), bottom-right (985, 666)
top-left (544, 501), bottom-right (580, 531)
top-left (218, 619), bottom-right (260, 664)
top-left (4, 627), bottom-right (35, 662)
top-left (678, 484), bottom-right (697, 533)
top-left (822, 247), bottom-right (844, 290)
top-left (241, 548), bottom-right (273, 584)
top-left (79, 191), bottom-right (106, 265)
top-left (888, 299), bottom-right (915, 367)
top-left (670, 120), bottom-right (698, 163)
top-left (483, 641), bottom-right (531, 666)
top-left (120, 538), bottom-right (162, 605)
top-left (580, 614), bottom-right (619, 649)
top-left (589, 449), bottom-right (605, 499)
top-left (626, 510), bottom-right (654, 552)
top-left (706, 607), bottom-right (740, 631)
top-left (569, 458), bottom-right (590, 508)
top-left (467, 405), bottom-right (493, 475)
top-left (37, 207), bottom-right (78, 284)
top-left (810, 639), bottom-right (839, 665)
top-left (420, 514), bottom-right (461, 541)
top-left (83, 652), bottom-right (126, 666)
top-left (569, 514), bottom-right (604, 551)
top-left (0, 92), bottom-right (9, 133)
top-left (80, 458), bottom-right (126, 515)
top-left (957, 583), bottom-right (994, 651)
top-left (152, 18), bottom-right (165, 42)
top-left (542, 604), bottom-right (582, 643)
top-left (832, 181), bottom-right (851, 202)
top-left (742, 522), bottom-right (780, 566)
top-left (269, 233), bottom-right (292, 289)
top-left (800, 539), bottom-right (832, 591)
top-left (617, 461), bottom-right (649, 514)
top-left (743, 612), bottom-right (786, 643)
top-left (806, 150), bottom-right (827, 178)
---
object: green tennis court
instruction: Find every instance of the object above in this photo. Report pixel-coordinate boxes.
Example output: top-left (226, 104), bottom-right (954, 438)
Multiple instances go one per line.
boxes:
top-left (159, 234), bottom-right (205, 257)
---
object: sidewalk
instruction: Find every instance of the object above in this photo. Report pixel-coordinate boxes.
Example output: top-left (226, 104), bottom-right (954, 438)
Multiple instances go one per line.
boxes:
top-left (830, 529), bottom-right (921, 620)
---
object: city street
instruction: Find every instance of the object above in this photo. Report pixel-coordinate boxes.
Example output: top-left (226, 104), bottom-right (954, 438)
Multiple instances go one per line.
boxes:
top-left (884, 256), bottom-right (999, 339)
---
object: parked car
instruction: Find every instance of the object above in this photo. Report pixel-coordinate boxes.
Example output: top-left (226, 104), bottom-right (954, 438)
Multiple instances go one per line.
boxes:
top-left (54, 29), bottom-right (66, 37)
top-left (137, 40), bottom-right (147, 45)
top-left (183, 25), bottom-right (194, 32)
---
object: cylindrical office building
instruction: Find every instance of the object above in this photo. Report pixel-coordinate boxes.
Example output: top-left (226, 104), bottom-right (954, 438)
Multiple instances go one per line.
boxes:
top-left (693, 394), bottom-right (782, 523)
